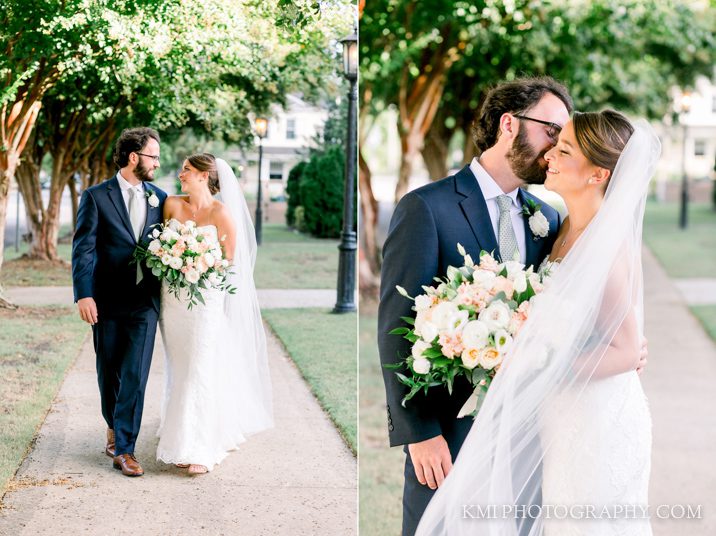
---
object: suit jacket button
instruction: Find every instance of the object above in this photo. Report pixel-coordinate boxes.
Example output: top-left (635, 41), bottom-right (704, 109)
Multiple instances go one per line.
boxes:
top-left (388, 424), bottom-right (394, 431)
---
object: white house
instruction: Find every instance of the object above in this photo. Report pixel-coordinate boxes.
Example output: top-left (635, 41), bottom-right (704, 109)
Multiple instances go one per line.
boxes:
top-left (233, 94), bottom-right (328, 201)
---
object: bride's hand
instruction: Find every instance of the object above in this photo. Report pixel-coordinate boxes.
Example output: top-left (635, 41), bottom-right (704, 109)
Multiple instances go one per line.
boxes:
top-left (636, 336), bottom-right (648, 375)
top-left (408, 435), bottom-right (453, 490)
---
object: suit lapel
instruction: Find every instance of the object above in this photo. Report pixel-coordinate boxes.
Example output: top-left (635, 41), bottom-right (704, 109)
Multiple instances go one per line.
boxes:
top-left (518, 188), bottom-right (542, 268)
top-left (455, 166), bottom-right (499, 257)
top-left (106, 177), bottom-right (136, 241)
top-left (139, 184), bottom-right (159, 241)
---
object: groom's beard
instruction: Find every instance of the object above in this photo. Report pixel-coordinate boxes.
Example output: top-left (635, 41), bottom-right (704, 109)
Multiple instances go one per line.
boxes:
top-left (507, 129), bottom-right (548, 185)
top-left (135, 159), bottom-right (156, 182)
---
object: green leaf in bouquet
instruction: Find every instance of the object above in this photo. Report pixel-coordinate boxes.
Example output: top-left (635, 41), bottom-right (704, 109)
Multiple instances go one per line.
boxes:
top-left (405, 333), bottom-right (419, 343)
top-left (383, 362), bottom-right (403, 370)
top-left (490, 291), bottom-right (507, 304)
top-left (389, 327), bottom-right (411, 335)
top-left (195, 291), bottom-right (206, 306)
top-left (152, 266), bottom-right (162, 277)
top-left (402, 384), bottom-right (424, 406)
top-left (400, 316), bottom-right (415, 326)
top-left (430, 356), bottom-right (454, 367)
top-left (422, 347), bottom-right (445, 359)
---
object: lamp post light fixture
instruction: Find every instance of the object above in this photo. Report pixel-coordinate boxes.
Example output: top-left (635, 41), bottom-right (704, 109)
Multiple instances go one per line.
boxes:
top-left (679, 92), bottom-right (692, 230)
top-left (254, 117), bottom-right (268, 245)
top-left (333, 30), bottom-right (358, 314)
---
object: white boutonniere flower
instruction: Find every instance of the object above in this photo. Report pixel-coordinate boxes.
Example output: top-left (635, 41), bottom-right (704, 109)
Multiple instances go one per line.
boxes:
top-left (145, 190), bottom-right (160, 208)
top-left (521, 199), bottom-right (549, 240)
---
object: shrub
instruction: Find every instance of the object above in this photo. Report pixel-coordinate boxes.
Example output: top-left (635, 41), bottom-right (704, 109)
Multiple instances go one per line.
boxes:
top-left (299, 146), bottom-right (345, 238)
top-left (286, 161), bottom-right (307, 226)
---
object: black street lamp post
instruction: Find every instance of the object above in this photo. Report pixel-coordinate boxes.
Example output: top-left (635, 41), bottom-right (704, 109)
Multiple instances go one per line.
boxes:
top-left (254, 117), bottom-right (268, 245)
top-left (333, 31), bottom-right (358, 314)
top-left (678, 92), bottom-right (691, 230)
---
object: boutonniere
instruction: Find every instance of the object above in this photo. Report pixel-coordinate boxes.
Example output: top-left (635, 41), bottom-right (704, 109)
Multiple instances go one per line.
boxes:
top-left (521, 199), bottom-right (549, 240)
top-left (145, 190), bottom-right (160, 208)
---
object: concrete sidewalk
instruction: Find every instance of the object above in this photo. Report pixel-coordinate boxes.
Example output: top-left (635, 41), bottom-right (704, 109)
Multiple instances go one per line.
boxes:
top-left (641, 248), bottom-right (716, 535)
top-left (5, 286), bottom-right (341, 309)
top-left (0, 325), bottom-right (356, 534)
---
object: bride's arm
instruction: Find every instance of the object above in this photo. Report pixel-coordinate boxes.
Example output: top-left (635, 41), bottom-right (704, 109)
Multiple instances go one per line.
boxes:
top-left (573, 258), bottom-right (642, 380)
top-left (213, 205), bottom-right (236, 263)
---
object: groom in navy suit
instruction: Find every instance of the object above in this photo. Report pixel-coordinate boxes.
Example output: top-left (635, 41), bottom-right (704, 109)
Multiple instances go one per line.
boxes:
top-left (72, 127), bottom-right (167, 477)
top-left (378, 77), bottom-right (572, 535)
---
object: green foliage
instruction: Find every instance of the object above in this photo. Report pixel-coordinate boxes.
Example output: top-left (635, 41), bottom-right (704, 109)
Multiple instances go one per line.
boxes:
top-left (361, 0), bottom-right (716, 165)
top-left (299, 146), bottom-right (345, 238)
top-left (286, 161), bottom-right (307, 226)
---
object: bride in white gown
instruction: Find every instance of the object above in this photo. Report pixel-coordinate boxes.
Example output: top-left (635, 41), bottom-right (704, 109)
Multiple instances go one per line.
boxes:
top-left (415, 111), bottom-right (660, 535)
top-left (157, 153), bottom-right (273, 474)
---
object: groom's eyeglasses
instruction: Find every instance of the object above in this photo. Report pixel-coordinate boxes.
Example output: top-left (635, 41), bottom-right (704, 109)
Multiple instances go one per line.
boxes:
top-left (135, 152), bottom-right (161, 163)
top-left (513, 115), bottom-right (562, 142)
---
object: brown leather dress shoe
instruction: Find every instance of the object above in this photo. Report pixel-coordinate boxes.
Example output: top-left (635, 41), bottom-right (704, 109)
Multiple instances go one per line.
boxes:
top-left (113, 454), bottom-right (144, 477)
top-left (105, 428), bottom-right (116, 458)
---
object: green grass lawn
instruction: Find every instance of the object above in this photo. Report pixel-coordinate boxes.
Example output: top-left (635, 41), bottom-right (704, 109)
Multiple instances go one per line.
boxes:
top-left (643, 201), bottom-right (716, 278)
top-left (254, 224), bottom-right (339, 289)
top-left (1, 223), bottom-right (338, 289)
top-left (0, 306), bottom-right (87, 498)
top-left (359, 309), bottom-right (403, 535)
top-left (262, 308), bottom-right (357, 454)
top-left (644, 202), bottom-right (716, 342)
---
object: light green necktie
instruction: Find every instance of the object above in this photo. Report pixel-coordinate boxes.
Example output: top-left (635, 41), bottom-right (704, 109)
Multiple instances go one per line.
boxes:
top-left (128, 187), bottom-right (144, 284)
top-left (497, 194), bottom-right (518, 262)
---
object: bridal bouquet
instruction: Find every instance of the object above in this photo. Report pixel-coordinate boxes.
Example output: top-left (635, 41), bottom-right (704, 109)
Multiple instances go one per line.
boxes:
top-left (133, 219), bottom-right (235, 309)
top-left (388, 245), bottom-right (554, 417)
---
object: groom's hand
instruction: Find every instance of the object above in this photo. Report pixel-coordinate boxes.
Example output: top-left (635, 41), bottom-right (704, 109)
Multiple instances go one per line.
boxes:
top-left (408, 435), bottom-right (453, 490)
top-left (77, 297), bottom-right (98, 325)
top-left (636, 336), bottom-right (648, 375)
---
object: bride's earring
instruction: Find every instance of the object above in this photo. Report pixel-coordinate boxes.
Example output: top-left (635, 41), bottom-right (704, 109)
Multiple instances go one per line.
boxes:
top-left (588, 178), bottom-right (594, 184)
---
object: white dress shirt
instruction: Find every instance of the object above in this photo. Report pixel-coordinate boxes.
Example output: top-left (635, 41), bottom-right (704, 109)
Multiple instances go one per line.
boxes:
top-left (469, 158), bottom-right (527, 264)
top-left (116, 171), bottom-right (147, 230)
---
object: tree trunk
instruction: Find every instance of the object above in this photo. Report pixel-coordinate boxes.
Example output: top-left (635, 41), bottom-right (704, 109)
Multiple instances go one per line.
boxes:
top-left (462, 127), bottom-right (478, 165)
top-left (69, 175), bottom-right (80, 232)
top-left (15, 157), bottom-right (49, 260)
top-left (394, 32), bottom-right (460, 202)
top-left (422, 123), bottom-right (450, 181)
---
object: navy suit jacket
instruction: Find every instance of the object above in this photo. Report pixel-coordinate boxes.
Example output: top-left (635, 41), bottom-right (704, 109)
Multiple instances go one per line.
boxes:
top-left (377, 165), bottom-right (561, 447)
top-left (72, 176), bottom-right (168, 316)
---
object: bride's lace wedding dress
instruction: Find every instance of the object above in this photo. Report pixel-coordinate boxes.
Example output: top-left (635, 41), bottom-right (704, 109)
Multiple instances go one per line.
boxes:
top-left (538, 259), bottom-right (652, 535)
top-left (156, 223), bottom-right (259, 470)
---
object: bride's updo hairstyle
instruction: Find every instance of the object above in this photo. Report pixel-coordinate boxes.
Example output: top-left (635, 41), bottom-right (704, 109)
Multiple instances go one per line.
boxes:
top-left (572, 110), bottom-right (634, 181)
top-left (187, 153), bottom-right (220, 195)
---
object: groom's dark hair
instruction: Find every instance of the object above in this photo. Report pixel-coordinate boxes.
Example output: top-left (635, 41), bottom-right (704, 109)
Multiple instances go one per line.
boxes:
top-left (472, 77), bottom-right (573, 154)
top-left (113, 127), bottom-right (161, 168)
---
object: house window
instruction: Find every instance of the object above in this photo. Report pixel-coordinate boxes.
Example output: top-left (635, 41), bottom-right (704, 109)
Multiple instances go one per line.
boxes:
top-left (269, 161), bottom-right (283, 180)
top-left (694, 139), bottom-right (706, 156)
top-left (286, 118), bottom-right (296, 140)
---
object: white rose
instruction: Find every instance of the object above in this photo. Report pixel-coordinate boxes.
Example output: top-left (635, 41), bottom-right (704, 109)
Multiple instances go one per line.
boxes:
top-left (472, 269), bottom-right (497, 289)
top-left (494, 329), bottom-right (513, 354)
top-left (203, 252), bottom-right (216, 267)
top-left (184, 268), bottom-right (200, 284)
top-left (420, 321), bottom-right (439, 343)
top-left (504, 260), bottom-right (526, 279)
top-left (167, 219), bottom-right (181, 231)
top-left (512, 272), bottom-right (527, 294)
top-left (161, 254), bottom-right (171, 265)
top-left (477, 347), bottom-right (503, 370)
top-left (207, 272), bottom-right (222, 287)
top-left (147, 239), bottom-right (162, 254)
top-left (414, 294), bottom-right (433, 312)
top-left (460, 347), bottom-right (481, 370)
top-left (152, 229), bottom-right (160, 238)
top-left (413, 357), bottom-right (431, 375)
top-left (431, 302), bottom-right (460, 330)
top-left (159, 231), bottom-right (172, 242)
top-left (411, 340), bottom-right (431, 360)
top-left (221, 259), bottom-right (229, 268)
top-left (478, 301), bottom-right (511, 331)
top-left (529, 211), bottom-right (550, 238)
top-left (461, 320), bottom-right (489, 350)
top-left (147, 193), bottom-right (159, 208)
top-left (169, 256), bottom-right (183, 270)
